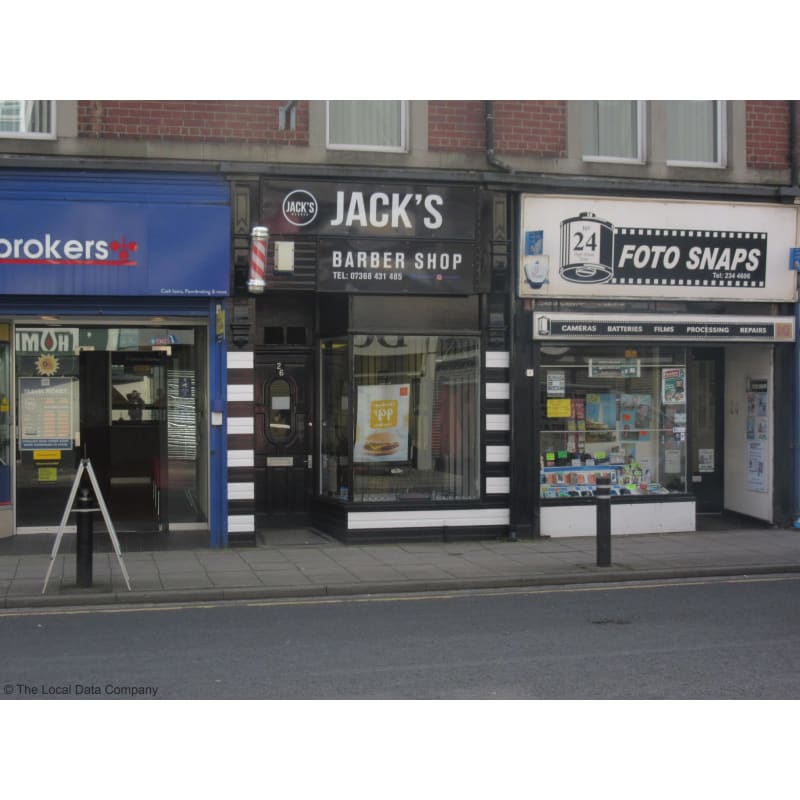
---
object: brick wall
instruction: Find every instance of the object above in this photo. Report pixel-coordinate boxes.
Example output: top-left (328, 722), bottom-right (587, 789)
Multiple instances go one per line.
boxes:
top-left (746, 100), bottom-right (794, 169)
top-left (77, 101), bottom-right (309, 145)
top-left (428, 100), bottom-right (566, 158)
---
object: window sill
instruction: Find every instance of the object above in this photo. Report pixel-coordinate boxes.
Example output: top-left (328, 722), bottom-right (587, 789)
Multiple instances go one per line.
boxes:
top-left (665, 160), bottom-right (727, 169)
top-left (582, 155), bottom-right (646, 166)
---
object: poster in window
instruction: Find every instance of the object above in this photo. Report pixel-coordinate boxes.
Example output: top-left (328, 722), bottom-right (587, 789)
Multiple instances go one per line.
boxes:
top-left (585, 393), bottom-right (617, 442)
top-left (620, 394), bottom-right (652, 442)
top-left (19, 377), bottom-right (74, 451)
top-left (746, 440), bottom-right (767, 492)
top-left (354, 383), bottom-right (410, 462)
top-left (662, 367), bottom-right (686, 404)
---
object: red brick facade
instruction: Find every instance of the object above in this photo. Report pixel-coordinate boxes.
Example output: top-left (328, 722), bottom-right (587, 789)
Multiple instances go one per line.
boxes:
top-left (77, 101), bottom-right (309, 146)
top-left (428, 100), bottom-right (567, 157)
top-left (72, 100), bottom-right (793, 172)
top-left (746, 100), bottom-right (795, 170)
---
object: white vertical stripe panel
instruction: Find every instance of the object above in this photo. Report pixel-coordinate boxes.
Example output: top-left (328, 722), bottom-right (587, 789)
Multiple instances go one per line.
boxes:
top-left (485, 351), bottom-right (510, 369)
top-left (228, 449), bottom-right (255, 468)
top-left (485, 383), bottom-right (510, 400)
top-left (228, 514), bottom-right (255, 533)
top-left (486, 445), bottom-right (510, 462)
top-left (227, 384), bottom-right (254, 402)
top-left (227, 416), bottom-right (254, 435)
top-left (228, 482), bottom-right (255, 500)
top-left (485, 414), bottom-right (510, 431)
top-left (486, 477), bottom-right (511, 494)
top-left (227, 351), bottom-right (254, 370)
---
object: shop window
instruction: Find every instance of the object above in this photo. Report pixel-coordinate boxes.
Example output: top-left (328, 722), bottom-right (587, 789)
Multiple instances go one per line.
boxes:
top-left (13, 324), bottom-right (207, 531)
top-left (539, 345), bottom-right (687, 500)
top-left (0, 100), bottom-right (54, 138)
top-left (581, 100), bottom-right (645, 163)
top-left (665, 100), bottom-right (726, 167)
top-left (326, 101), bottom-right (407, 152)
top-left (320, 335), bottom-right (481, 503)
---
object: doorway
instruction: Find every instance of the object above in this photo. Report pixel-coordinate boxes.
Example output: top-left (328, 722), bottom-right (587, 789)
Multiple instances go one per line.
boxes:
top-left (688, 347), bottom-right (724, 514)
top-left (254, 351), bottom-right (314, 526)
top-left (80, 350), bottom-right (168, 532)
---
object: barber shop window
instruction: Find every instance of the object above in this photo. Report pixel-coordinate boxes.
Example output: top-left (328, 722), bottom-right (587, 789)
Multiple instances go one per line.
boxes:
top-left (320, 335), bottom-right (481, 503)
top-left (539, 344), bottom-right (688, 500)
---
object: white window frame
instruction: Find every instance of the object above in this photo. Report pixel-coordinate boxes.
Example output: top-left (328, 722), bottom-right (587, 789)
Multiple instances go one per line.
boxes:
top-left (665, 100), bottom-right (727, 169)
top-left (582, 100), bottom-right (646, 165)
top-left (326, 101), bottom-right (408, 153)
top-left (0, 100), bottom-right (56, 140)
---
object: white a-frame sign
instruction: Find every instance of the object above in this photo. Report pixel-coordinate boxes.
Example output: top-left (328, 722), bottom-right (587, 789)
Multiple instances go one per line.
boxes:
top-left (42, 458), bottom-right (132, 594)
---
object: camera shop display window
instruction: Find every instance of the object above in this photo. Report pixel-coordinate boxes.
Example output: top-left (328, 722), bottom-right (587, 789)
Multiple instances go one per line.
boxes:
top-left (539, 344), bottom-right (688, 499)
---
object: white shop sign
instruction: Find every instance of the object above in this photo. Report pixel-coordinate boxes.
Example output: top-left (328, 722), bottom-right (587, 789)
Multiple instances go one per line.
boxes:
top-left (520, 196), bottom-right (798, 303)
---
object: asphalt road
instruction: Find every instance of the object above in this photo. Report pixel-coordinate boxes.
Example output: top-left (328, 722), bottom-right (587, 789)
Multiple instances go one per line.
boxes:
top-left (2, 575), bottom-right (799, 699)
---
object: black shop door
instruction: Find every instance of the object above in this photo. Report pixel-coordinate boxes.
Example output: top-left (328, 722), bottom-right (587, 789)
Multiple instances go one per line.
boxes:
top-left (688, 348), bottom-right (724, 514)
top-left (254, 351), bottom-right (314, 525)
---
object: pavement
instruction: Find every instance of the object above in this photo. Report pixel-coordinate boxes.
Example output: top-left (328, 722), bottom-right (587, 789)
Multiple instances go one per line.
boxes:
top-left (1, 523), bottom-right (800, 610)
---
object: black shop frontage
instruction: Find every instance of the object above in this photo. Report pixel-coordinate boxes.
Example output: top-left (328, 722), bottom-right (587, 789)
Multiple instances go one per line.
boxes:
top-left (229, 177), bottom-right (513, 542)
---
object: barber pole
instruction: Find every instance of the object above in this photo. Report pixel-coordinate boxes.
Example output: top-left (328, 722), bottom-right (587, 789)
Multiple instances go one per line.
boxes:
top-left (248, 226), bottom-right (269, 294)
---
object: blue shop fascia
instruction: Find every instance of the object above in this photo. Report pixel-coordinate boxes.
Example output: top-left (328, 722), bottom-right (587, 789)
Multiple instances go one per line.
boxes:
top-left (0, 169), bottom-right (232, 545)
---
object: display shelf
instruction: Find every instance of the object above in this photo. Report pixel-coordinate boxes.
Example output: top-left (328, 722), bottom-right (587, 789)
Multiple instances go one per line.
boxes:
top-left (540, 464), bottom-right (671, 499)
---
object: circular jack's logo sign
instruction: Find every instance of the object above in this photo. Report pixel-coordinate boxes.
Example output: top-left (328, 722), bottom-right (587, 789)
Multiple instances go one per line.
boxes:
top-left (282, 189), bottom-right (318, 227)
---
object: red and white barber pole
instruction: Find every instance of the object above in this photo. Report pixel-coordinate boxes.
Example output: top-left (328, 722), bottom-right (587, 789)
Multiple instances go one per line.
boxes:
top-left (247, 226), bottom-right (269, 294)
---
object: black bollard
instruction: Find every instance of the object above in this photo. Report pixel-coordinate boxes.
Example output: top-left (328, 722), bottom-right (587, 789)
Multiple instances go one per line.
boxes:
top-left (595, 475), bottom-right (611, 567)
top-left (76, 486), bottom-right (94, 587)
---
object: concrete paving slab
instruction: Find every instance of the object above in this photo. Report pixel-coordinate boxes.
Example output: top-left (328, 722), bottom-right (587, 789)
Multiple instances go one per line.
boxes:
top-left (209, 572), bottom-right (264, 588)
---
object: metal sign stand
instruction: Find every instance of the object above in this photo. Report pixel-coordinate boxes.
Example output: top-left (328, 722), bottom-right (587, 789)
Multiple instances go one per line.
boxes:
top-left (42, 458), bottom-right (131, 594)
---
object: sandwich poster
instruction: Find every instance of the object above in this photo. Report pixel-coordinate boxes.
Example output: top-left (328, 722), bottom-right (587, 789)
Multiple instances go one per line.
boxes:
top-left (355, 383), bottom-right (410, 462)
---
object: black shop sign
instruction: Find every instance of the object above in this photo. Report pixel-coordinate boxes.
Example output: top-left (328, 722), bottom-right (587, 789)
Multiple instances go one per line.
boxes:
top-left (260, 180), bottom-right (478, 240)
top-left (317, 238), bottom-right (476, 295)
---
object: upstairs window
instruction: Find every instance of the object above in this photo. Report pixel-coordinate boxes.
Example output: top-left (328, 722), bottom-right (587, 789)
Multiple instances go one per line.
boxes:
top-left (665, 100), bottom-right (726, 167)
top-left (0, 100), bottom-right (55, 138)
top-left (327, 100), bottom-right (407, 152)
top-left (581, 100), bottom-right (645, 163)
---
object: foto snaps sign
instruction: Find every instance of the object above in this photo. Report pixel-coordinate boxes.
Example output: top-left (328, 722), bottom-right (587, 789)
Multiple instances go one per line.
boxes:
top-left (520, 196), bottom-right (798, 302)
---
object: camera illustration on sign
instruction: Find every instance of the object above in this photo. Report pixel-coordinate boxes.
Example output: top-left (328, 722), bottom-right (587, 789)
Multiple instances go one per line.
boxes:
top-left (559, 212), bottom-right (616, 284)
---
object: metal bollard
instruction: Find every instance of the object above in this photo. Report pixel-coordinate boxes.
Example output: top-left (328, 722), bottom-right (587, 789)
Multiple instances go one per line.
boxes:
top-left (76, 486), bottom-right (94, 587)
top-left (595, 475), bottom-right (611, 567)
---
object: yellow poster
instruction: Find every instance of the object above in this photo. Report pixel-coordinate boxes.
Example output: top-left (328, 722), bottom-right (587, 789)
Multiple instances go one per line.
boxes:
top-left (547, 398), bottom-right (573, 418)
